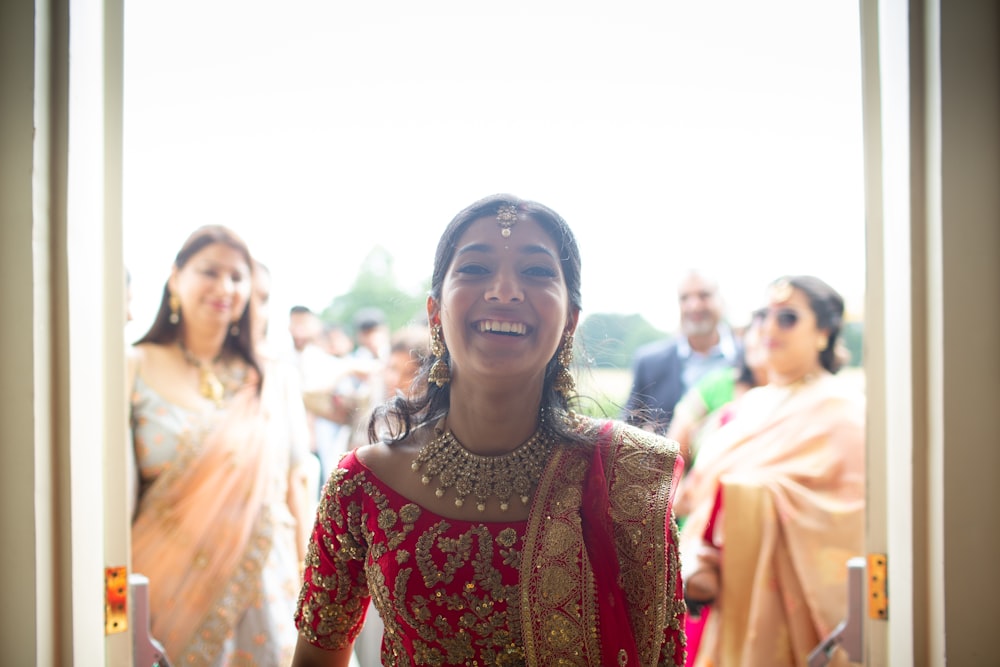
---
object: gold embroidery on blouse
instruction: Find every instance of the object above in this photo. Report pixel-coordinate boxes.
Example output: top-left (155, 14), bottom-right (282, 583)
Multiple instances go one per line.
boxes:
top-left (499, 527), bottom-right (522, 570)
top-left (298, 466), bottom-right (530, 665)
top-left (296, 468), bottom-right (373, 650)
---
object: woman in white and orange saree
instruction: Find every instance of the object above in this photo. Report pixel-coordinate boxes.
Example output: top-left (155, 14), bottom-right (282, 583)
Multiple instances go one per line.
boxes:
top-left (129, 225), bottom-right (312, 666)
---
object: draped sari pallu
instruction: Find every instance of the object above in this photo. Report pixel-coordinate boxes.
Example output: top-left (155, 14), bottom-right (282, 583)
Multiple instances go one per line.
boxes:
top-left (131, 386), bottom-right (275, 665)
top-left (520, 420), bottom-right (687, 666)
top-left (678, 374), bottom-right (865, 667)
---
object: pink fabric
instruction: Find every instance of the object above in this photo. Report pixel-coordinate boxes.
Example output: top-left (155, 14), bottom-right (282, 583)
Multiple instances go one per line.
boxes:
top-left (683, 487), bottom-right (722, 667)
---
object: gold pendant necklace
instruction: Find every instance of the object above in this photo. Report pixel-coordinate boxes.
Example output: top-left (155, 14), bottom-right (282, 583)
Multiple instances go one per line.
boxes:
top-left (411, 417), bottom-right (554, 512)
top-left (178, 341), bottom-right (227, 407)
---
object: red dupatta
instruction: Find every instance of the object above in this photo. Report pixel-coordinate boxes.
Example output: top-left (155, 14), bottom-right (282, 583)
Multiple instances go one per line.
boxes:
top-left (521, 418), bottom-right (685, 666)
top-left (581, 422), bottom-right (641, 667)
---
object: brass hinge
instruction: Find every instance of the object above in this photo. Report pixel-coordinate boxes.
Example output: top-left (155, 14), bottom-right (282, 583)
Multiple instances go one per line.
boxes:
top-left (105, 566), bottom-right (128, 635)
top-left (867, 553), bottom-right (888, 620)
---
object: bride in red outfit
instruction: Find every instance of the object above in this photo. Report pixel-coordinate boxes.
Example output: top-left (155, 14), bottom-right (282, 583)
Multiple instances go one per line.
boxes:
top-left (292, 194), bottom-right (687, 666)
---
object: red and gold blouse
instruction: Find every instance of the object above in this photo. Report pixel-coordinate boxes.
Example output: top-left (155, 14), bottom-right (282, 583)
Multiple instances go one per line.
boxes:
top-left (295, 418), bottom-right (686, 666)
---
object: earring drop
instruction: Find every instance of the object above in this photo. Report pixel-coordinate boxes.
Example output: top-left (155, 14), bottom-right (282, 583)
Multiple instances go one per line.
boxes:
top-left (553, 331), bottom-right (576, 398)
top-left (169, 293), bottom-right (181, 325)
top-left (428, 323), bottom-right (451, 387)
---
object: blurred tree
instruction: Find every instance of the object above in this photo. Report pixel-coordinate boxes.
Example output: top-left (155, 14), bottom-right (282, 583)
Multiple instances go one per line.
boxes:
top-left (576, 313), bottom-right (666, 369)
top-left (840, 319), bottom-right (863, 367)
top-left (320, 246), bottom-right (427, 333)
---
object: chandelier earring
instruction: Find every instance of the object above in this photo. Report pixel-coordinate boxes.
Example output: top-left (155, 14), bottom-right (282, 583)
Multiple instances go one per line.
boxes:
top-left (428, 323), bottom-right (451, 387)
top-left (230, 319), bottom-right (241, 337)
top-left (169, 293), bottom-right (181, 325)
top-left (552, 331), bottom-right (577, 398)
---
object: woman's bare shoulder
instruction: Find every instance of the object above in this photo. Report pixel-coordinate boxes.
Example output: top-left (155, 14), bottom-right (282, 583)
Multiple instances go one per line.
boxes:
top-left (130, 341), bottom-right (172, 363)
top-left (126, 343), bottom-right (155, 388)
top-left (355, 425), bottom-right (436, 495)
top-left (356, 429), bottom-right (427, 471)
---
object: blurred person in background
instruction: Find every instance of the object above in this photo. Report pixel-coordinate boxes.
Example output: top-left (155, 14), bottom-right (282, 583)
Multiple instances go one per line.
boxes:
top-left (352, 307), bottom-right (391, 362)
top-left (675, 275), bottom-right (865, 667)
top-left (383, 323), bottom-right (431, 399)
top-left (321, 321), bottom-right (355, 358)
top-left (287, 305), bottom-right (352, 488)
top-left (623, 270), bottom-right (741, 434)
top-left (667, 314), bottom-right (769, 468)
top-left (338, 307), bottom-right (391, 451)
top-left (127, 226), bottom-right (312, 665)
top-left (253, 261), bottom-right (319, 511)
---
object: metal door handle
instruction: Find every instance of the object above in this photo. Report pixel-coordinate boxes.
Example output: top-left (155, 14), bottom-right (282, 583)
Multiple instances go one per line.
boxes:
top-left (808, 556), bottom-right (865, 667)
top-left (129, 574), bottom-right (173, 667)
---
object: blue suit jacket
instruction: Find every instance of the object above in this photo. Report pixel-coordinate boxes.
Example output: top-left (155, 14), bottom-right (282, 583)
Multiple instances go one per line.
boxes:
top-left (622, 330), bottom-right (742, 433)
top-left (622, 338), bottom-right (686, 434)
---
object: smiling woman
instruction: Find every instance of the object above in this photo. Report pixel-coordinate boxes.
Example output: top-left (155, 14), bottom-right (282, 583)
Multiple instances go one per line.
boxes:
top-left (291, 194), bottom-right (687, 666)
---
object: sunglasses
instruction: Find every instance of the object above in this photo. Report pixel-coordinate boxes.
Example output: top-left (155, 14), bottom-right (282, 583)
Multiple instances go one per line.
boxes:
top-left (752, 307), bottom-right (801, 330)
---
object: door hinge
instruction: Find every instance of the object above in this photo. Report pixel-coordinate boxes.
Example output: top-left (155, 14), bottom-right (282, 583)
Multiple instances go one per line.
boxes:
top-left (867, 553), bottom-right (888, 620)
top-left (105, 566), bottom-right (128, 635)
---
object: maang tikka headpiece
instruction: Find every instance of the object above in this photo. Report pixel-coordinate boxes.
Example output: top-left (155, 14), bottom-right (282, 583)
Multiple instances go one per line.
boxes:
top-left (496, 204), bottom-right (519, 238)
top-left (769, 278), bottom-right (794, 303)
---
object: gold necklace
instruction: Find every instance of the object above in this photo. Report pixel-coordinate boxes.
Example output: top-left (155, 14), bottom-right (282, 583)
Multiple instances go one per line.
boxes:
top-left (411, 418), bottom-right (554, 512)
top-left (178, 341), bottom-right (228, 407)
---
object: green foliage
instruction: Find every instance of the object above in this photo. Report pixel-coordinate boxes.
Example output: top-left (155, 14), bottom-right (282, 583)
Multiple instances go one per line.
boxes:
top-left (840, 320), bottom-right (863, 367)
top-left (319, 246), bottom-right (428, 332)
top-left (576, 312), bottom-right (666, 369)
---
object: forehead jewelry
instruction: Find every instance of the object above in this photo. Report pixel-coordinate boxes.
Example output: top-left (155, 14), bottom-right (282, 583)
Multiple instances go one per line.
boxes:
top-left (769, 278), bottom-right (793, 303)
top-left (496, 204), bottom-right (519, 238)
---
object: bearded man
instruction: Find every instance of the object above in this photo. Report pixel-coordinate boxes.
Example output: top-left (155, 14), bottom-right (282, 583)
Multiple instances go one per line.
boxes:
top-left (623, 270), bottom-right (741, 434)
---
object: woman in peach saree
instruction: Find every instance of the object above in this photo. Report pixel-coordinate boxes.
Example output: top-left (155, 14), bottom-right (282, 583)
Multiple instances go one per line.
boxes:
top-left (128, 226), bottom-right (312, 666)
top-left (676, 276), bottom-right (865, 667)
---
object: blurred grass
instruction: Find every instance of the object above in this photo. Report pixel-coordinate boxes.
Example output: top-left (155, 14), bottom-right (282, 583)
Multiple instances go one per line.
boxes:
top-left (574, 367), bottom-right (631, 419)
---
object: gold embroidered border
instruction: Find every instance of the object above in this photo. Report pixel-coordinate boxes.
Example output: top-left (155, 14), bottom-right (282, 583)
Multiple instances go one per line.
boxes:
top-left (179, 506), bottom-right (274, 665)
top-left (520, 419), bottom-right (683, 667)
top-left (606, 424), bottom-right (682, 666)
top-left (520, 443), bottom-right (598, 665)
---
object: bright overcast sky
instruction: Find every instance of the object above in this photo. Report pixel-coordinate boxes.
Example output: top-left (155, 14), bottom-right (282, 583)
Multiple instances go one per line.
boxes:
top-left (122, 0), bottom-right (865, 342)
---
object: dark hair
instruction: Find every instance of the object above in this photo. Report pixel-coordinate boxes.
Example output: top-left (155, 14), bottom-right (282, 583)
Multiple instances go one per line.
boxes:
top-left (289, 305), bottom-right (314, 316)
top-left (135, 225), bottom-right (263, 391)
top-left (736, 354), bottom-right (757, 387)
top-left (353, 306), bottom-right (387, 333)
top-left (774, 274), bottom-right (846, 374)
top-left (369, 193), bottom-right (586, 445)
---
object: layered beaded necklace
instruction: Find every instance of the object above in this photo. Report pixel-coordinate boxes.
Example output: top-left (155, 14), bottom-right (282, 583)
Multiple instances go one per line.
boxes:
top-left (178, 340), bottom-right (230, 407)
top-left (411, 417), bottom-right (554, 512)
